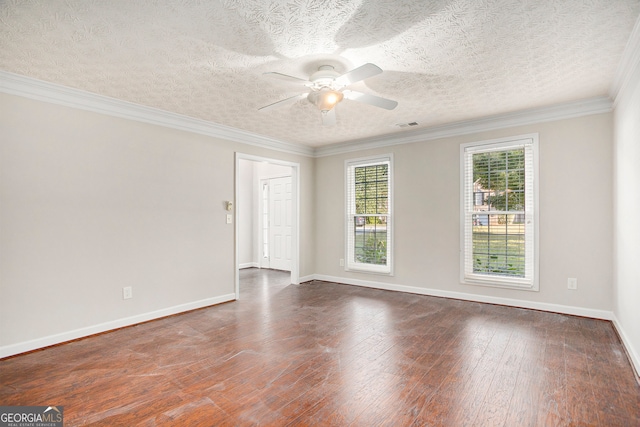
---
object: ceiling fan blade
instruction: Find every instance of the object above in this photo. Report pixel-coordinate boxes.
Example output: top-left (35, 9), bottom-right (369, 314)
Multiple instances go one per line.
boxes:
top-left (321, 109), bottom-right (336, 126)
top-left (335, 63), bottom-right (382, 86)
top-left (263, 72), bottom-right (310, 84)
top-left (343, 90), bottom-right (398, 110)
top-left (258, 93), bottom-right (307, 111)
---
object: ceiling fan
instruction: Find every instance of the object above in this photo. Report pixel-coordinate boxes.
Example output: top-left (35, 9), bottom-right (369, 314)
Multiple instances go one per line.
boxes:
top-left (258, 63), bottom-right (398, 126)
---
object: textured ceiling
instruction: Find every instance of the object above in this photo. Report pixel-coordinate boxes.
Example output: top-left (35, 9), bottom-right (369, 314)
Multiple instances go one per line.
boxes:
top-left (1, 0), bottom-right (639, 147)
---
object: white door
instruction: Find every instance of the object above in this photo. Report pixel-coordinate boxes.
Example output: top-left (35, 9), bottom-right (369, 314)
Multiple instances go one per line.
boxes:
top-left (268, 176), bottom-right (292, 271)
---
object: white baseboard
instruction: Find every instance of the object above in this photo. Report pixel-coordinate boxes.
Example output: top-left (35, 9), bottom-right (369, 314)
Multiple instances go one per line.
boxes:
top-left (309, 274), bottom-right (614, 320)
top-left (0, 293), bottom-right (236, 359)
top-left (611, 315), bottom-right (640, 380)
top-left (298, 274), bottom-right (316, 283)
top-left (239, 262), bottom-right (259, 269)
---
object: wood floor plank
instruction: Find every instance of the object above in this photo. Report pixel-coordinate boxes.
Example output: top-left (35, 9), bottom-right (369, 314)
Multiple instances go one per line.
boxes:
top-left (501, 334), bottom-right (547, 427)
top-left (1, 268), bottom-right (638, 426)
top-left (470, 331), bottom-right (529, 426)
top-left (536, 339), bottom-right (569, 425)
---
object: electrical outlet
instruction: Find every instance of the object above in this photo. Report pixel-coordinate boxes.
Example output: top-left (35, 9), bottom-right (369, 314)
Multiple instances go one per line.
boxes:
top-left (567, 278), bottom-right (577, 290)
top-left (123, 286), bottom-right (133, 299)
top-left (339, 258), bottom-right (344, 267)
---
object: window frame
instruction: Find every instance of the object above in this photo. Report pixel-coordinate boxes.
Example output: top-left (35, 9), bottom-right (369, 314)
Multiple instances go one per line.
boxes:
top-left (345, 154), bottom-right (394, 275)
top-left (460, 134), bottom-right (539, 291)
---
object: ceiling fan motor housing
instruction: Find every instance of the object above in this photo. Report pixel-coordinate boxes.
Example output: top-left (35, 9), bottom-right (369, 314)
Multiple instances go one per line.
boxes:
top-left (309, 65), bottom-right (342, 90)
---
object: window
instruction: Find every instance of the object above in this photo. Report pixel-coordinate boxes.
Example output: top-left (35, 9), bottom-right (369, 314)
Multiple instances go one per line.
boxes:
top-left (461, 135), bottom-right (539, 290)
top-left (346, 155), bottom-right (393, 274)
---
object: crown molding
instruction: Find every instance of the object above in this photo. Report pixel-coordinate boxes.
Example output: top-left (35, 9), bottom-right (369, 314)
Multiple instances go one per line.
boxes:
top-left (314, 96), bottom-right (613, 157)
top-left (610, 14), bottom-right (640, 106)
top-left (1, 71), bottom-right (614, 159)
top-left (0, 71), bottom-right (315, 157)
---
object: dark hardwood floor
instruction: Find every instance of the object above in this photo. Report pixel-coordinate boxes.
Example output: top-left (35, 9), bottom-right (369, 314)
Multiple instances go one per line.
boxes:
top-left (1, 268), bottom-right (639, 426)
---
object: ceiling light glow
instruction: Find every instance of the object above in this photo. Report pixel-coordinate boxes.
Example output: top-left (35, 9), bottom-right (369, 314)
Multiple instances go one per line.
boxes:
top-left (309, 89), bottom-right (344, 112)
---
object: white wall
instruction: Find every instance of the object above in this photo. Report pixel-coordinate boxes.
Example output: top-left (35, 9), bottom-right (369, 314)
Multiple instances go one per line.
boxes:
top-left (613, 62), bottom-right (640, 374)
top-left (315, 114), bottom-right (614, 315)
top-left (0, 92), bottom-right (315, 356)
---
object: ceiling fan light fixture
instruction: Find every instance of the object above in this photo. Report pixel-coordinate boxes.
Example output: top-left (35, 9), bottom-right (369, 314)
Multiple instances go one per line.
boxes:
top-left (308, 88), bottom-right (344, 112)
top-left (260, 62), bottom-right (397, 123)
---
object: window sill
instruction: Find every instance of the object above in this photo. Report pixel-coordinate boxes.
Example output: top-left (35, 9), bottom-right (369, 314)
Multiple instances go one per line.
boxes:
top-left (462, 275), bottom-right (538, 291)
top-left (346, 265), bottom-right (393, 276)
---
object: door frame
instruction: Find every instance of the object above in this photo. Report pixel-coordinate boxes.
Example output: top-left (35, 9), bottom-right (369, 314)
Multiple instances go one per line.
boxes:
top-left (234, 153), bottom-right (300, 299)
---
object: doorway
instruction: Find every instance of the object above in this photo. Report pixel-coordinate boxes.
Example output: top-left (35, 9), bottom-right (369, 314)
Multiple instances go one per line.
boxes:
top-left (235, 154), bottom-right (300, 299)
